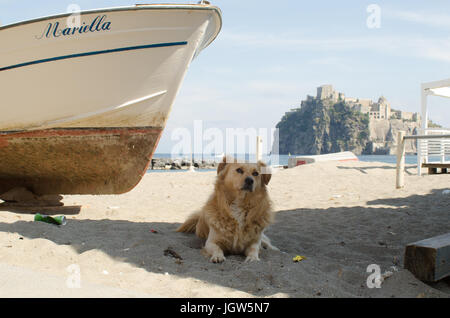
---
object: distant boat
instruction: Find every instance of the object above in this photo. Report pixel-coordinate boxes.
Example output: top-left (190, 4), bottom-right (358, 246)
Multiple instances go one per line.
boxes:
top-left (287, 151), bottom-right (358, 168)
top-left (0, 3), bottom-right (222, 195)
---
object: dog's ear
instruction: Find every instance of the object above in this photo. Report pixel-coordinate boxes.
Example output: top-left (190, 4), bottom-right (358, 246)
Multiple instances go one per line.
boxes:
top-left (261, 173), bottom-right (271, 185)
top-left (258, 161), bottom-right (272, 185)
top-left (217, 155), bottom-right (237, 175)
top-left (217, 162), bottom-right (227, 175)
top-left (217, 156), bottom-right (228, 175)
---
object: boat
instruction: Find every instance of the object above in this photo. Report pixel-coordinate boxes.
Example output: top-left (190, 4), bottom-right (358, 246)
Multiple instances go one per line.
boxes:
top-left (0, 3), bottom-right (222, 197)
top-left (287, 151), bottom-right (358, 168)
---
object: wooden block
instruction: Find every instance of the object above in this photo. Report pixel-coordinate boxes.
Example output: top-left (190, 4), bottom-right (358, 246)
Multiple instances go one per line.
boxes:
top-left (422, 163), bottom-right (450, 168)
top-left (428, 167), bottom-right (437, 174)
top-left (404, 233), bottom-right (450, 282)
top-left (442, 168), bottom-right (448, 174)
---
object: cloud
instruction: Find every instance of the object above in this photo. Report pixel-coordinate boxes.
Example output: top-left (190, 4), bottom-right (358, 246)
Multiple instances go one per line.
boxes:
top-left (219, 30), bottom-right (450, 64)
top-left (219, 31), bottom-right (371, 51)
top-left (416, 38), bottom-right (450, 63)
top-left (307, 57), bottom-right (354, 72)
top-left (245, 80), bottom-right (305, 97)
top-left (385, 10), bottom-right (450, 29)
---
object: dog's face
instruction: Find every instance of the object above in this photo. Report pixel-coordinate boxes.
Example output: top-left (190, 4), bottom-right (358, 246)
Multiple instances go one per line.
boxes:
top-left (217, 158), bottom-right (271, 193)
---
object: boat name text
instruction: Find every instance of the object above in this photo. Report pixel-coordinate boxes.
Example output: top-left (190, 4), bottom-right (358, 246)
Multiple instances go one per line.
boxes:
top-left (36, 15), bottom-right (111, 39)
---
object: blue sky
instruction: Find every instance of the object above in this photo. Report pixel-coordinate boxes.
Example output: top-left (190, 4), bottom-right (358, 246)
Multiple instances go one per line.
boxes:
top-left (1, 0), bottom-right (449, 153)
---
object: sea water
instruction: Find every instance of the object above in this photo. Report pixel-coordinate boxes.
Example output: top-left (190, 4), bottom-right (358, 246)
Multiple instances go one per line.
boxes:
top-left (147, 154), bottom-right (425, 173)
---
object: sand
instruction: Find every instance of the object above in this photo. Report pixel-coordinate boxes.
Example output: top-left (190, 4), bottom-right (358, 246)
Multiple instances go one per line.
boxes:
top-left (0, 160), bottom-right (449, 298)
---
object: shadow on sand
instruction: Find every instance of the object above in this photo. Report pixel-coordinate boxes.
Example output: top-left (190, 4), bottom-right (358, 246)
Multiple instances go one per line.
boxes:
top-left (0, 189), bottom-right (449, 297)
top-left (0, 205), bottom-right (82, 215)
top-left (337, 164), bottom-right (416, 175)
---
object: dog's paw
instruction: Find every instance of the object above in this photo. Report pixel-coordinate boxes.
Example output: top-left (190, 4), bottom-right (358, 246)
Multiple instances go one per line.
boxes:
top-left (244, 254), bottom-right (260, 263)
top-left (261, 240), bottom-right (280, 251)
top-left (210, 253), bottom-right (226, 263)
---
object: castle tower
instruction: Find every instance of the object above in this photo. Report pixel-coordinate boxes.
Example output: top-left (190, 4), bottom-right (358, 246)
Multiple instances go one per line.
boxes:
top-left (317, 85), bottom-right (335, 100)
top-left (378, 96), bottom-right (391, 119)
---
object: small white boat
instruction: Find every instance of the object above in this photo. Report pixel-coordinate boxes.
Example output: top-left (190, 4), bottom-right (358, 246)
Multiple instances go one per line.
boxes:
top-left (0, 3), bottom-right (221, 196)
top-left (288, 151), bottom-right (358, 168)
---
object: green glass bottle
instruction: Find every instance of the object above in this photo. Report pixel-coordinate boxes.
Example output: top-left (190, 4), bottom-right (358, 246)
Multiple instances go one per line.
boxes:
top-left (34, 213), bottom-right (67, 226)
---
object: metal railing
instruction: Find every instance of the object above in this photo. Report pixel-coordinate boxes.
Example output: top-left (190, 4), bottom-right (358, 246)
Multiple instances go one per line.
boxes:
top-left (396, 130), bottom-right (450, 188)
top-left (416, 128), bottom-right (450, 176)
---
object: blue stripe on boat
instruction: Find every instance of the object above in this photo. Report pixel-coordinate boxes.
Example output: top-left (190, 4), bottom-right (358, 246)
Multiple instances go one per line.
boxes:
top-left (0, 41), bottom-right (188, 72)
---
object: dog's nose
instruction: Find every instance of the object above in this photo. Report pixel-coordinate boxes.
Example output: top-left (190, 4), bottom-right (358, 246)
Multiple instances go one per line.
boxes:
top-left (245, 177), bottom-right (254, 185)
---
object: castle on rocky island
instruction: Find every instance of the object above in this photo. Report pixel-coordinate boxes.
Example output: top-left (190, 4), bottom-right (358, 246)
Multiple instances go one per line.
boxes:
top-left (304, 84), bottom-right (421, 123)
top-left (278, 84), bottom-right (423, 155)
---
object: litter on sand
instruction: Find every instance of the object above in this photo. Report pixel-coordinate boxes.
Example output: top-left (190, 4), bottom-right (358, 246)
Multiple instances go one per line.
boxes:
top-left (293, 255), bottom-right (306, 262)
top-left (34, 213), bottom-right (67, 226)
top-left (164, 247), bottom-right (183, 260)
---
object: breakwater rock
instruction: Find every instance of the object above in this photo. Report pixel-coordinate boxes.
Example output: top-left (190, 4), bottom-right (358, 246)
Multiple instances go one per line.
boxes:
top-left (149, 158), bottom-right (217, 170)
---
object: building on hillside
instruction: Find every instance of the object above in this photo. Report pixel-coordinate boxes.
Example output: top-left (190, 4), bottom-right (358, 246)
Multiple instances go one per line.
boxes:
top-left (351, 102), bottom-right (371, 114)
top-left (391, 110), bottom-right (421, 122)
top-left (369, 96), bottom-right (391, 120)
top-left (311, 84), bottom-right (419, 122)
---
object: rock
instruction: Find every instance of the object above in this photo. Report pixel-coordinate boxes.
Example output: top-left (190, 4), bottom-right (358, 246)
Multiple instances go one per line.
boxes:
top-left (275, 93), bottom-right (422, 155)
top-left (0, 187), bottom-right (63, 207)
top-left (276, 99), bottom-right (370, 155)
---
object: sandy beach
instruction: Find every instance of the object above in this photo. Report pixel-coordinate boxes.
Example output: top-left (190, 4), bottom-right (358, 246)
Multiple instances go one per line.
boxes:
top-left (0, 160), bottom-right (449, 298)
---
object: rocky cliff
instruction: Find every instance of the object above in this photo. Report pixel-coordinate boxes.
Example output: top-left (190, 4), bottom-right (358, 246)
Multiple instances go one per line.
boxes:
top-left (276, 98), bottom-right (371, 155)
top-left (367, 119), bottom-right (420, 154)
top-left (276, 99), bottom-right (420, 155)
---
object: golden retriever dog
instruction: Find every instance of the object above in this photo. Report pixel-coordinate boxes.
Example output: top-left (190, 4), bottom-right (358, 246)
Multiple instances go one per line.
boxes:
top-left (177, 157), bottom-right (278, 263)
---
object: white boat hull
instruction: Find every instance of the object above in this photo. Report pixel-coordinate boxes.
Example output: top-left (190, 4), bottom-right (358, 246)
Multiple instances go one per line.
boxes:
top-left (0, 4), bottom-right (221, 196)
top-left (0, 4), bottom-right (221, 131)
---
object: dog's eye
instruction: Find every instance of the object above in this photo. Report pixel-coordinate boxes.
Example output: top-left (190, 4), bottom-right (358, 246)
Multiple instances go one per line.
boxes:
top-left (252, 171), bottom-right (259, 177)
top-left (236, 168), bottom-right (244, 174)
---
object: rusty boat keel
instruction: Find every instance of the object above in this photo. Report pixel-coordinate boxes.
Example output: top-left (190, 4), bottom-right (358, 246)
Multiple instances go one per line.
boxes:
top-left (0, 127), bottom-right (162, 196)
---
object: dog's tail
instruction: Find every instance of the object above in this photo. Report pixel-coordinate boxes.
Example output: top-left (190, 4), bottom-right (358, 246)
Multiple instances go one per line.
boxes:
top-left (176, 212), bottom-right (200, 233)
